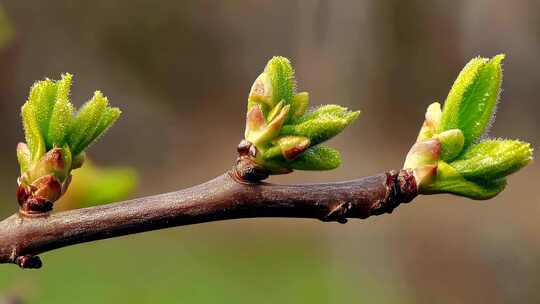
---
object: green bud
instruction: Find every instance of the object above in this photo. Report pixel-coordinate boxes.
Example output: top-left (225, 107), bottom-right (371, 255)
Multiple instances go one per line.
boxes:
top-left (242, 56), bottom-right (360, 176)
top-left (18, 74), bottom-right (122, 211)
top-left (451, 139), bottom-right (532, 181)
top-left (436, 129), bottom-right (465, 161)
top-left (281, 105), bottom-right (359, 145)
top-left (439, 54), bottom-right (504, 150)
top-left (290, 145), bottom-right (341, 171)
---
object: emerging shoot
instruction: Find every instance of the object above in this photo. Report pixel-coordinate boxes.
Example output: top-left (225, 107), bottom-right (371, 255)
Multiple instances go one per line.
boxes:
top-left (404, 54), bottom-right (533, 199)
top-left (17, 74), bottom-right (121, 214)
top-left (239, 56), bottom-right (360, 180)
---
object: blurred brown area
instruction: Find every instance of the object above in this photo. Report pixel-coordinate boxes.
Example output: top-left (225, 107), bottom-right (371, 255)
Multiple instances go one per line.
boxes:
top-left (0, 1), bottom-right (539, 303)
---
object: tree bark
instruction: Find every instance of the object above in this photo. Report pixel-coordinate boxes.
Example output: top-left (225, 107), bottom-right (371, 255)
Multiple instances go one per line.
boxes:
top-left (0, 169), bottom-right (416, 268)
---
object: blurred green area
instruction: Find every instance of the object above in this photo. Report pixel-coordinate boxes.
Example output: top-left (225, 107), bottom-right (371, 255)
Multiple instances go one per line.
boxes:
top-left (0, 229), bottom-right (405, 303)
top-left (0, 1), bottom-right (539, 303)
top-left (55, 160), bottom-right (138, 211)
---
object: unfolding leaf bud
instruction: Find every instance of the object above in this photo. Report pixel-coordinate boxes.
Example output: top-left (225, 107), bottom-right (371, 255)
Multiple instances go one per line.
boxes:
top-left (436, 129), bottom-right (464, 161)
top-left (403, 139), bottom-right (441, 187)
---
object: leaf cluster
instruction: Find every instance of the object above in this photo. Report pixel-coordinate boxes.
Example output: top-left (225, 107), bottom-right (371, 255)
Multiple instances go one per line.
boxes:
top-left (407, 55), bottom-right (533, 199)
top-left (244, 57), bottom-right (359, 174)
top-left (19, 74), bottom-right (121, 180)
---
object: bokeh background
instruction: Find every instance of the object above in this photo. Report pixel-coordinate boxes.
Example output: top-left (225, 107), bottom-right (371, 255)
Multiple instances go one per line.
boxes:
top-left (0, 1), bottom-right (539, 303)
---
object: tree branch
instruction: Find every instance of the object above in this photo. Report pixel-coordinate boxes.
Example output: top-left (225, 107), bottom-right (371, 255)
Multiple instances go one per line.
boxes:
top-left (0, 169), bottom-right (416, 268)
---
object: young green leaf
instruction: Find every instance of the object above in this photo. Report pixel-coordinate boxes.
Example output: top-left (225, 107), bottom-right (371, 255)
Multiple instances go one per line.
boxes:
top-left (68, 91), bottom-right (108, 156)
top-left (290, 145), bottom-right (342, 170)
top-left (450, 139), bottom-right (532, 181)
top-left (79, 107), bottom-right (121, 152)
top-left (21, 103), bottom-right (45, 162)
top-left (439, 55), bottom-right (504, 150)
top-left (28, 79), bottom-right (57, 144)
top-left (47, 74), bottom-right (74, 147)
top-left (281, 106), bottom-right (359, 145)
top-left (264, 56), bottom-right (295, 108)
top-left (422, 161), bottom-right (507, 199)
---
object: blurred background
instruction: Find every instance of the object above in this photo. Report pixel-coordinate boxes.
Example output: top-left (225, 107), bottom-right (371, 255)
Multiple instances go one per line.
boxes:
top-left (0, 1), bottom-right (539, 303)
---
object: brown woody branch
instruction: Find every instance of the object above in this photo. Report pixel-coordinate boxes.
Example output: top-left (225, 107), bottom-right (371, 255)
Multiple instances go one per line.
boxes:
top-left (0, 169), bottom-right (416, 269)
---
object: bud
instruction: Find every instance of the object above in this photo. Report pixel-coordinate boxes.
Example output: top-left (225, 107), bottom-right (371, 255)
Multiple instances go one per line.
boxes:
top-left (436, 129), bottom-right (464, 161)
top-left (403, 139), bottom-right (441, 187)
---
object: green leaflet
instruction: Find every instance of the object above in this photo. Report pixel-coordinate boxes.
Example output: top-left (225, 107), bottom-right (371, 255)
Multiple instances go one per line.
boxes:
top-left (281, 106), bottom-right (359, 145)
top-left (47, 74), bottom-right (74, 147)
top-left (78, 107), bottom-right (121, 153)
top-left (451, 139), bottom-right (532, 181)
top-left (68, 91), bottom-right (109, 156)
top-left (28, 79), bottom-right (57, 144)
top-left (422, 161), bottom-right (507, 200)
top-left (436, 129), bottom-right (464, 162)
top-left (264, 56), bottom-right (295, 108)
top-left (289, 145), bottom-right (342, 171)
top-left (21, 103), bottom-right (45, 162)
top-left (439, 55), bottom-right (504, 150)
